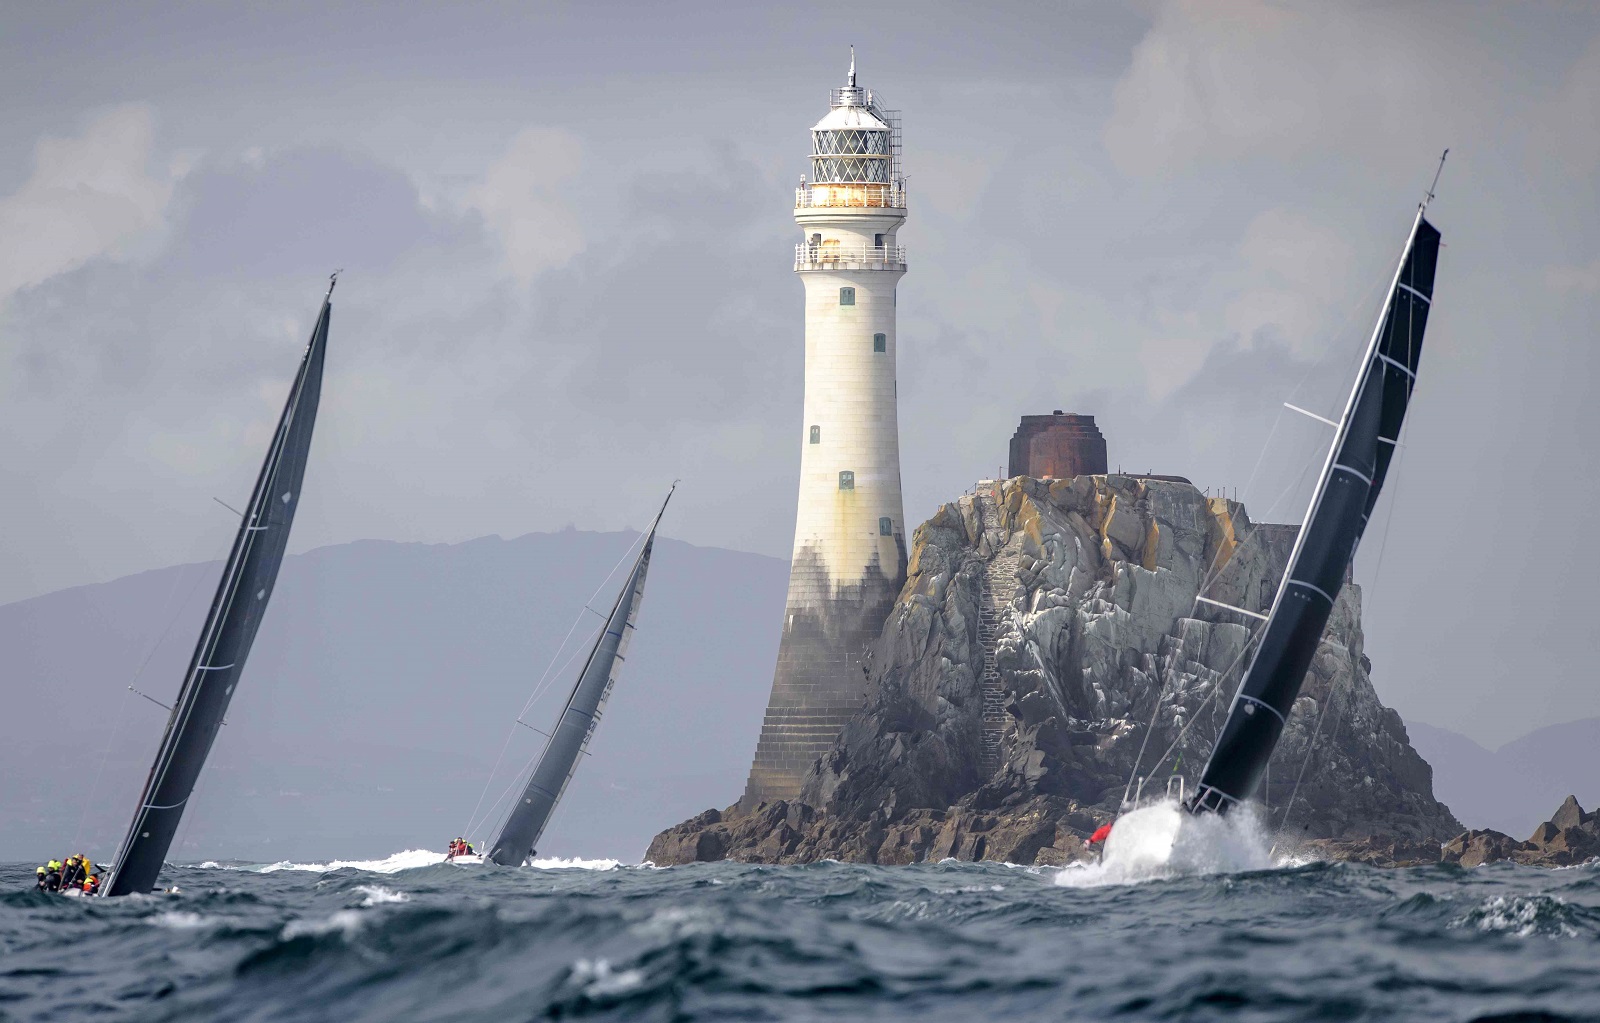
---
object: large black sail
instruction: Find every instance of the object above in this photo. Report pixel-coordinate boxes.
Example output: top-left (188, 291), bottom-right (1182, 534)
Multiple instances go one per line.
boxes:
top-left (1188, 210), bottom-right (1441, 815)
top-left (486, 491), bottom-right (672, 866)
top-left (103, 284), bottom-right (333, 895)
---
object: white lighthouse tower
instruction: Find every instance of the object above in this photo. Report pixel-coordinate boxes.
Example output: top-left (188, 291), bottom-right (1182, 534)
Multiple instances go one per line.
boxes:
top-left (742, 54), bottom-right (909, 808)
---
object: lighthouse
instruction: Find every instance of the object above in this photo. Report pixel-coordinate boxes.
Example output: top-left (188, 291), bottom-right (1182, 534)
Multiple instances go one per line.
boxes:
top-left (742, 55), bottom-right (909, 808)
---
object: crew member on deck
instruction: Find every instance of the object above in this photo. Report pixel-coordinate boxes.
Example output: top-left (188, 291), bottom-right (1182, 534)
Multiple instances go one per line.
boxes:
top-left (1088, 822), bottom-right (1112, 862)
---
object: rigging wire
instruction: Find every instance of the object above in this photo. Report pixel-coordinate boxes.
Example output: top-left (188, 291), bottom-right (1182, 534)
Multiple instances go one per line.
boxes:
top-left (470, 757), bottom-right (536, 850)
top-left (473, 621), bottom-right (624, 851)
top-left (77, 525), bottom-right (235, 857)
top-left (1131, 252), bottom-right (1404, 803)
top-left (1271, 673), bottom-right (1344, 851)
top-left (1122, 619), bottom-right (1267, 803)
top-left (1180, 209), bottom-right (1435, 824)
top-left (1190, 260), bottom-right (1395, 609)
top-left (1154, 632), bottom-right (1258, 773)
top-left (470, 615), bottom-right (615, 845)
top-left (74, 691), bottom-right (131, 853)
top-left (460, 527), bottom-right (651, 841)
top-left (1124, 445), bottom-right (1318, 800)
top-left (162, 498), bottom-right (293, 870)
top-left (1266, 264), bottom-right (1430, 850)
top-left (474, 489), bottom-right (672, 854)
top-left (1231, 262), bottom-right (1392, 512)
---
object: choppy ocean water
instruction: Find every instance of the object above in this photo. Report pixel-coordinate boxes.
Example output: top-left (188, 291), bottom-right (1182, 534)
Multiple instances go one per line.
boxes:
top-left (3, 851), bottom-right (1599, 1022)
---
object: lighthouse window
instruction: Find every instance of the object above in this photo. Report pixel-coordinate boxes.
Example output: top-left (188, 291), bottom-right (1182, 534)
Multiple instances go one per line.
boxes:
top-left (839, 287), bottom-right (855, 306)
top-left (838, 470), bottom-right (855, 491)
top-left (879, 516), bottom-right (893, 536)
top-left (873, 332), bottom-right (886, 352)
top-left (809, 425), bottom-right (821, 444)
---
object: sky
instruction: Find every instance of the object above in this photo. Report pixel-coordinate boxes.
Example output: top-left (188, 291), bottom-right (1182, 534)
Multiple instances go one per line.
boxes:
top-left (2, 0), bottom-right (1597, 747)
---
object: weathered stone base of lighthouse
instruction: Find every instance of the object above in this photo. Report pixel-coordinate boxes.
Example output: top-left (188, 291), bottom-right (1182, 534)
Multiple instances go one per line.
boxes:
top-left (741, 545), bottom-right (905, 809)
top-left (650, 476), bottom-right (1462, 866)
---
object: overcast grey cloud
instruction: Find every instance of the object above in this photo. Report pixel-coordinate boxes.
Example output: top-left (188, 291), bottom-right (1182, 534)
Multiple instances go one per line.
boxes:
top-left (2, 0), bottom-right (1597, 748)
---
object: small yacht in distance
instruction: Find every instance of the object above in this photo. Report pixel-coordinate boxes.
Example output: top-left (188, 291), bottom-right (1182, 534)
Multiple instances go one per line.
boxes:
top-left (455, 486), bottom-right (674, 867)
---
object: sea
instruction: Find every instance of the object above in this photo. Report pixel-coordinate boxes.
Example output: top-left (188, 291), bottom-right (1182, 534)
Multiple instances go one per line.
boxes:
top-left (3, 841), bottom-right (1599, 1022)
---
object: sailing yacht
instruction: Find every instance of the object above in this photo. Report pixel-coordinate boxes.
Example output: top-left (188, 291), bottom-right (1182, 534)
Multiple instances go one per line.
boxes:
top-left (94, 279), bottom-right (335, 897)
top-left (461, 486), bottom-right (674, 868)
top-left (1107, 169), bottom-right (1444, 858)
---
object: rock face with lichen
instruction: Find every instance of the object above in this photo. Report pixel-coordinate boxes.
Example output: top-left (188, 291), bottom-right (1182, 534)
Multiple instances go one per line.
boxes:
top-left (648, 476), bottom-right (1461, 866)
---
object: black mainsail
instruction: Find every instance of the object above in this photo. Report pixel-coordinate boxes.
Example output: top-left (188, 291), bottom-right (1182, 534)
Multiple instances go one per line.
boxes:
top-left (1187, 201), bottom-right (1442, 816)
top-left (102, 280), bottom-right (334, 896)
top-left (485, 488), bottom-right (674, 866)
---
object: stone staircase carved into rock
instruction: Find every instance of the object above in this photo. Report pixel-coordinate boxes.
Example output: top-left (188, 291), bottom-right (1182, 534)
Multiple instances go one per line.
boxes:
top-left (971, 487), bottom-right (1021, 775)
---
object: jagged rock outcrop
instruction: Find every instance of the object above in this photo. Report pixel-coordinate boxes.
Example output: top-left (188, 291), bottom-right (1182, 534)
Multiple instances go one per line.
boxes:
top-left (1440, 796), bottom-right (1600, 867)
top-left (650, 476), bottom-right (1461, 866)
top-left (647, 796), bottom-right (1099, 867)
top-left (1297, 835), bottom-right (1445, 868)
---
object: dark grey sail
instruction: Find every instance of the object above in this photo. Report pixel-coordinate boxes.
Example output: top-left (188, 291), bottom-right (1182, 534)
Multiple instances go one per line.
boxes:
top-left (486, 489), bottom-right (673, 866)
top-left (102, 281), bottom-right (334, 896)
top-left (1187, 206), bottom-right (1441, 815)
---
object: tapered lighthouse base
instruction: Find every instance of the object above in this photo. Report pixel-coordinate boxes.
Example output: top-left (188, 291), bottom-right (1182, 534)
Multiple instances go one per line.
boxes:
top-left (741, 545), bottom-right (904, 809)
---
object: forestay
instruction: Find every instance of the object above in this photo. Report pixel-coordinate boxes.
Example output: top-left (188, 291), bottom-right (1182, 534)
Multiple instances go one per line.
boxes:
top-left (1187, 208), bottom-right (1441, 815)
top-left (103, 282), bottom-right (334, 896)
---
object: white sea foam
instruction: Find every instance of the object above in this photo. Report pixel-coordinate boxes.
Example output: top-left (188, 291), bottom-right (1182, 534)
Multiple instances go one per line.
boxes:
top-left (570, 958), bottom-right (646, 998)
top-left (254, 850), bottom-right (445, 874)
top-left (149, 910), bottom-right (211, 930)
top-left (197, 849), bottom-right (626, 874)
top-left (1054, 799), bottom-right (1274, 888)
top-left (1271, 849), bottom-right (1320, 869)
top-left (281, 909), bottom-right (365, 940)
top-left (527, 856), bottom-right (623, 871)
top-left (632, 905), bottom-right (722, 940)
top-left (1454, 895), bottom-right (1580, 938)
top-left (354, 885), bottom-right (409, 906)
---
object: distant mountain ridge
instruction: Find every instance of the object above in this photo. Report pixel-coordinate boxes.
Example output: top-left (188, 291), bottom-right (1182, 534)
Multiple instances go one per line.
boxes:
top-left (0, 530), bottom-right (786, 864)
top-left (1406, 718), bottom-right (1600, 838)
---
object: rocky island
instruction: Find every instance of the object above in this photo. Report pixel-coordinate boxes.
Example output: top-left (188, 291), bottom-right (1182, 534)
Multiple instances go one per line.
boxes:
top-left (651, 476), bottom-right (1467, 867)
top-left (1442, 796), bottom-right (1600, 868)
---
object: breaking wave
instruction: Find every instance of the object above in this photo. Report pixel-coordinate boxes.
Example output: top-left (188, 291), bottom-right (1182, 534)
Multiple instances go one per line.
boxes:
top-left (527, 856), bottom-right (623, 870)
top-left (353, 885), bottom-right (409, 906)
top-left (1452, 894), bottom-right (1590, 938)
top-left (1054, 799), bottom-right (1275, 887)
top-left (257, 849), bottom-right (445, 874)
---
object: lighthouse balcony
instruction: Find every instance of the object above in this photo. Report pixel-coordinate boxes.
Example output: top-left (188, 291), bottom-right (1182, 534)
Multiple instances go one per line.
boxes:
top-left (795, 183), bottom-right (907, 210)
top-left (795, 243), bottom-right (907, 271)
